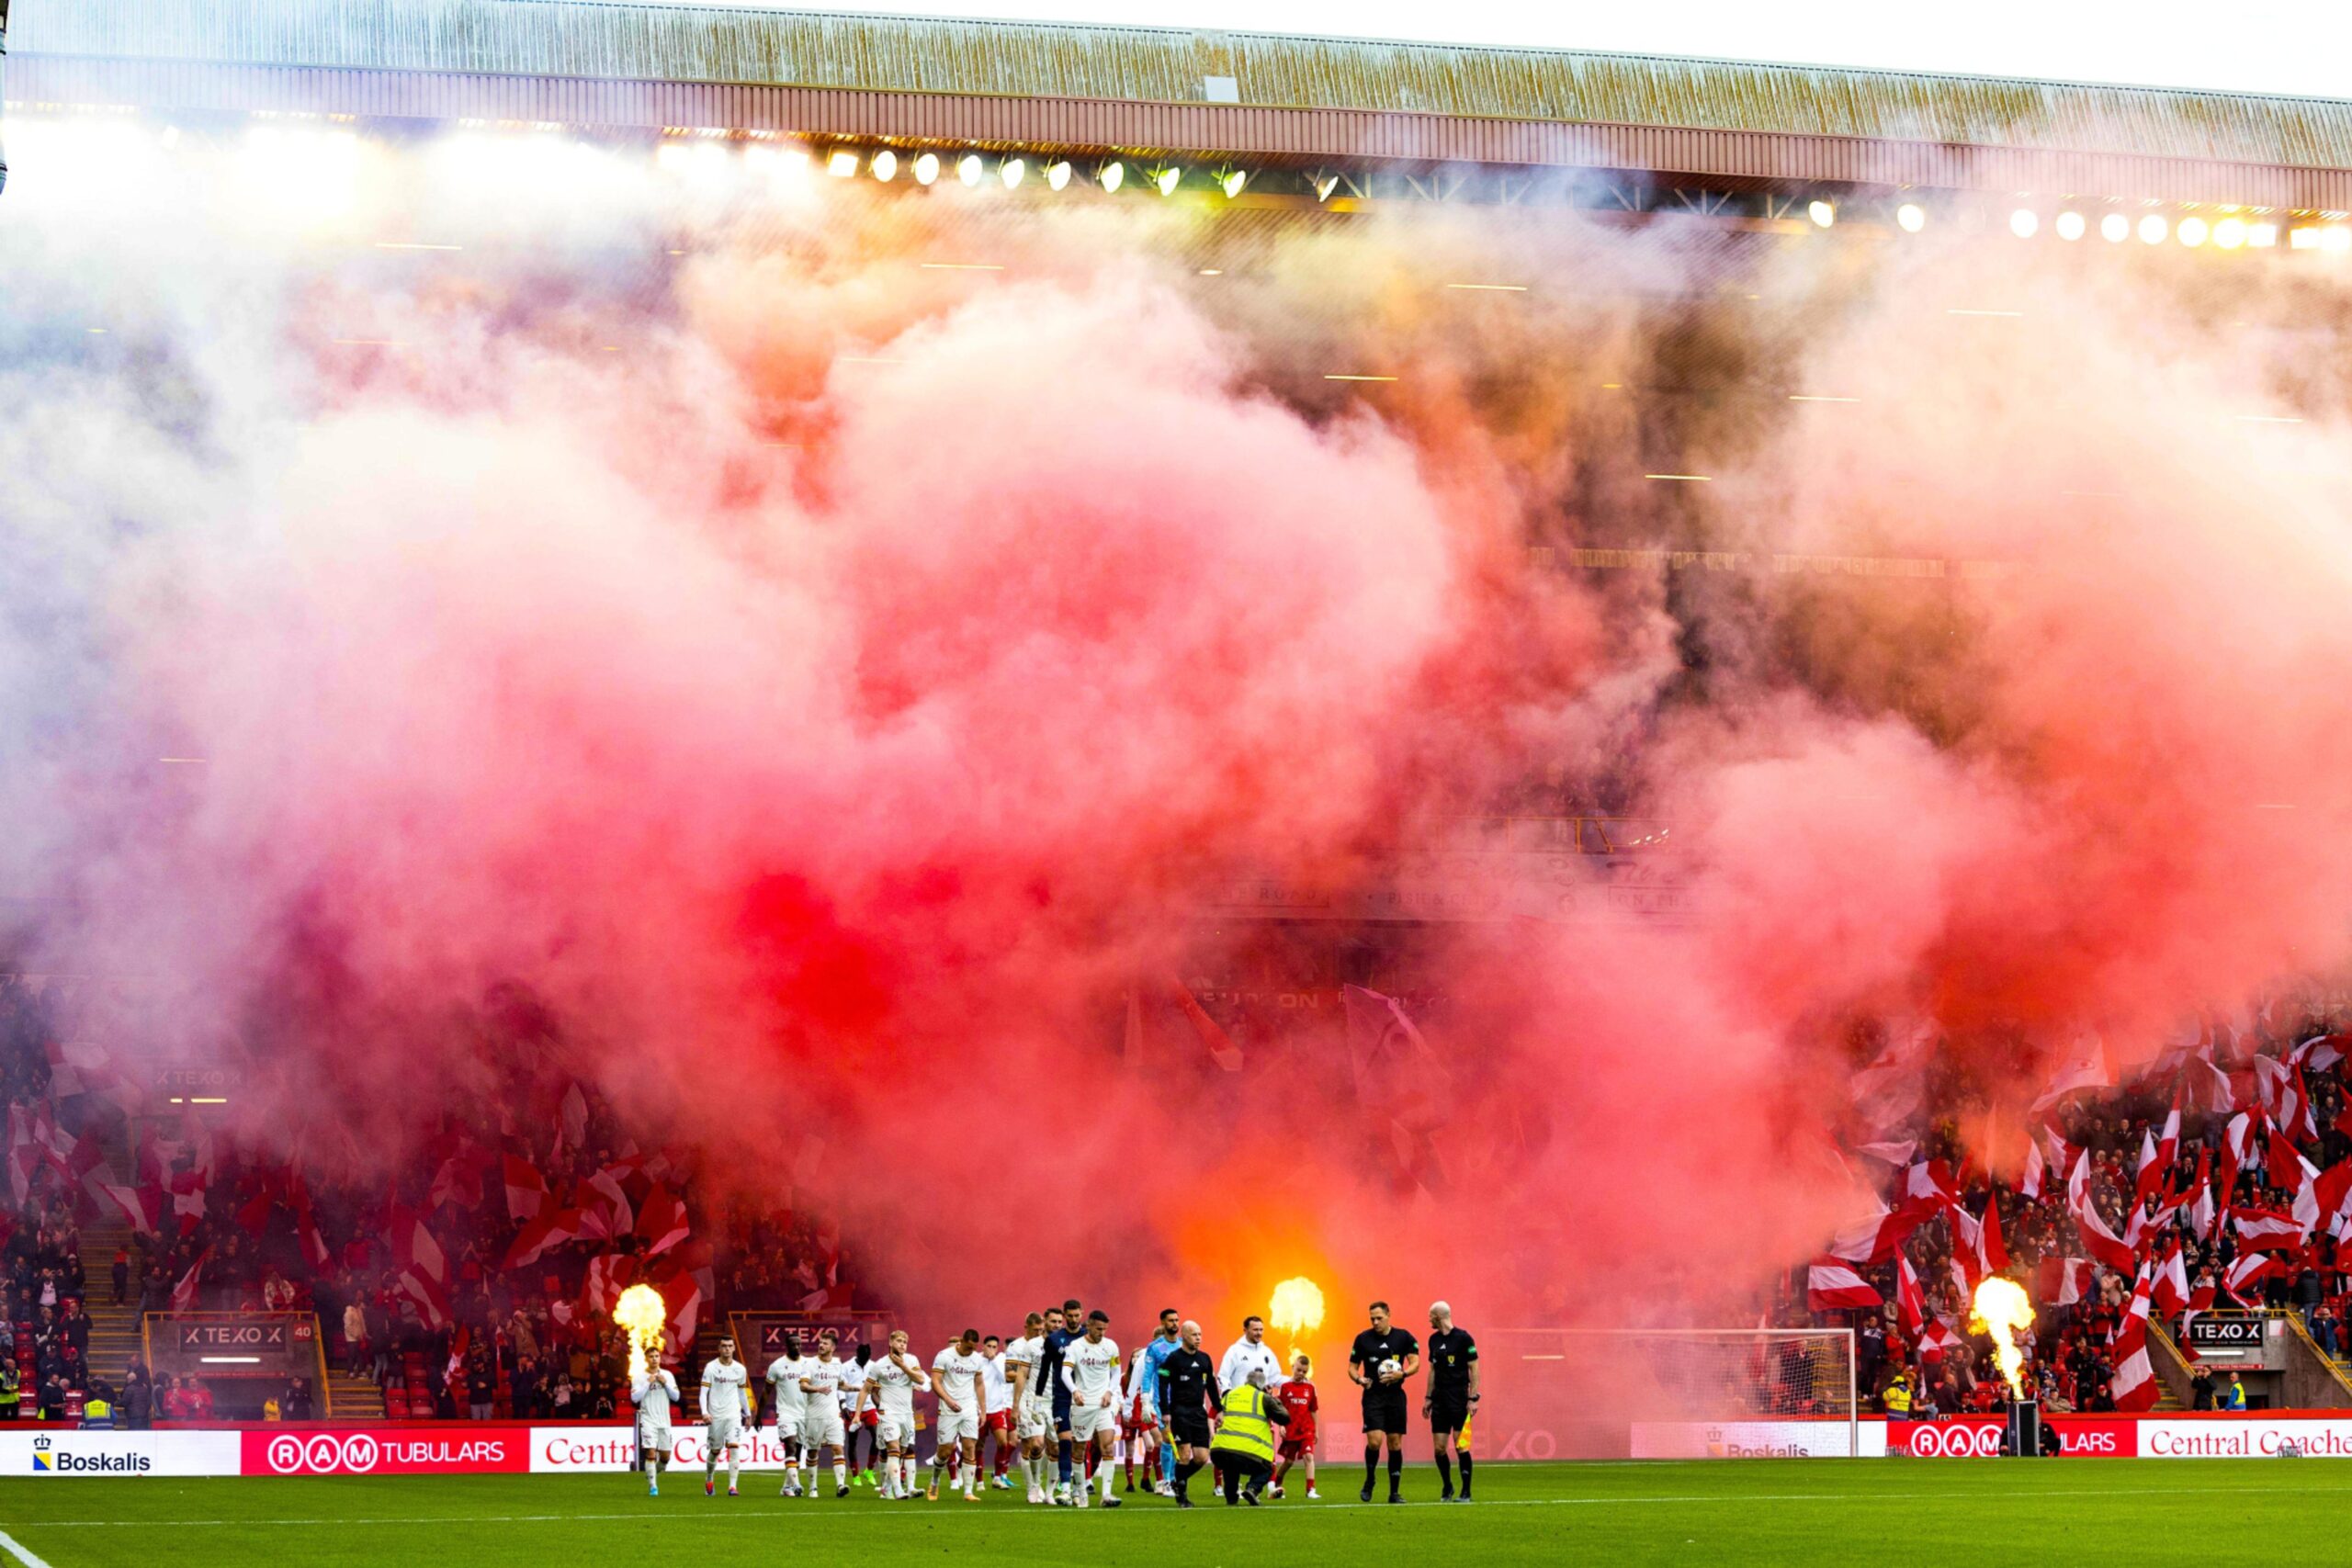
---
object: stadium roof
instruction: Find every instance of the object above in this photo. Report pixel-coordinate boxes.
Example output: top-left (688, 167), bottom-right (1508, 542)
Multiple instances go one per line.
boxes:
top-left (10, 1), bottom-right (2352, 208)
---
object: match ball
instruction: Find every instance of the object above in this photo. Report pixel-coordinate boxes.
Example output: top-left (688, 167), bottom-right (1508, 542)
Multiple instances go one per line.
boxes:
top-left (1379, 1357), bottom-right (1402, 1380)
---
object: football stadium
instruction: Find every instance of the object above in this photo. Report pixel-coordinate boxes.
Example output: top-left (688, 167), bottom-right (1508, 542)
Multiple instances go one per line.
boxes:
top-left (4, 0), bottom-right (2352, 1562)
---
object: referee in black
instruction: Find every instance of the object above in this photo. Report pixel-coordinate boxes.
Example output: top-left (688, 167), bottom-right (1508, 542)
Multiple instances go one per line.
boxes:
top-left (1348, 1300), bottom-right (1419, 1504)
top-left (1425, 1300), bottom-right (1478, 1502)
top-left (1155, 1319), bottom-right (1219, 1508)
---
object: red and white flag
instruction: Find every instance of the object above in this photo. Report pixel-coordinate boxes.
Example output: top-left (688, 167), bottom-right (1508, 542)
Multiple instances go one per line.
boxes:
top-left (2020, 1135), bottom-right (2047, 1201)
top-left (1806, 1257), bottom-right (1883, 1312)
top-left (2135, 1104), bottom-right (2181, 1206)
top-left (1895, 1253), bottom-right (1927, 1336)
top-left (2036, 1256), bottom-right (2095, 1307)
top-left (2110, 1269), bottom-right (2159, 1413)
top-left (502, 1156), bottom-right (548, 1223)
top-left (2290, 1032), bottom-right (2349, 1074)
top-left (2151, 1240), bottom-right (2190, 1317)
top-left (637, 1184), bottom-right (690, 1258)
top-left (2222, 1250), bottom-right (2285, 1303)
top-left (2067, 1151), bottom-right (2139, 1273)
top-left (169, 1170), bottom-right (209, 1236)
top-left (2233, 1204), bottom-right (2301, 1250)
top-left (171, 1248), bottom-right (209, 1312)
top-left (503, 1205), bottom-right (582, 1271)
top-left (2030, 1033), bottom-right (2111, 1112)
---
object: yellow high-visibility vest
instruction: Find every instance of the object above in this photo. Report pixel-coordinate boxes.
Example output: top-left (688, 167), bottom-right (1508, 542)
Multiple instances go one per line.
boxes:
top-left (1210, 1383), bottom-right (1277, 1464)
top-left (1883, 1382), bottom-right (1912, 1414)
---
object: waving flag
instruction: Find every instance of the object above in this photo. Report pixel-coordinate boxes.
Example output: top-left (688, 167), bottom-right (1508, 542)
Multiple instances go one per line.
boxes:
top-left (1806, 1257), bottom-right (1883, 1313)
top-left (2110, 1269), bottom-right (2160, 1412)
top-left (503, 1156), bottom-right (548, 1223)
top-left (2067, 1151), bottom-right (2139, 1273)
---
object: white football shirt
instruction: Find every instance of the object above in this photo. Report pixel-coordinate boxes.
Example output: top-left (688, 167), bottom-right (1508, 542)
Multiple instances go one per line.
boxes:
top-left (1063, 1335), bottom-right (1123, 1404)
top-left (766, 1357), bottom-right (808, 1416)
top-left (799, 1357), bottom-right (845, 1401)
top-left (981, 1352), bottom-right (1012, 1414)
top-left (871, 1352), bottom-right (925, 1418)
top-left (701, 1359), bottom-right (751, 1421)
top-left (837, 1359), bottom-right (870, 1412)
top-left (932, 1345), bottom-right (988, 1412)
top-left (631, 1370), bottom-right (679, 1427)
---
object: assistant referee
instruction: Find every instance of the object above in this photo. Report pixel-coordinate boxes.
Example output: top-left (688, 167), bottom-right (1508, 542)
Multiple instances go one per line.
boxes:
top-left (1348, 1300), bottom-right (1420, 1504)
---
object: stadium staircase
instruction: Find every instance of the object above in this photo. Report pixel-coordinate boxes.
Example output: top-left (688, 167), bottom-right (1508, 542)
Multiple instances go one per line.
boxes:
top-left (324, 1359), bottom-right (386, 1422)
top-left (2148, 1322), bottom-right (2193, 1411)
top-left (76, 1219), bottom-right (147, 1386)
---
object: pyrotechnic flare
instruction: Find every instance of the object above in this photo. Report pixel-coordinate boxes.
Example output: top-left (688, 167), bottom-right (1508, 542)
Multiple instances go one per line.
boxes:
top-left (1270, 1276), bottom-right (1326, 1359)
top-left (1968, 1277), bottom-right (2033, 1399)
top-left (616, 1283), bottom-right (667, 1382)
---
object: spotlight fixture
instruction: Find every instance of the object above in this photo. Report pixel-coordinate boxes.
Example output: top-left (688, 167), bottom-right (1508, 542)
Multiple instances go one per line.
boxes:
top-left (827, 149), bottom-right (859, 178)
top-left (870, 150), bottom-right (898, 183)
top-left (1046, 159), bottom-right (1073, 191)
top-left (912, 152), bottom-right (940, 186)
top-left (1154, 165), bottom-right (1182, 197)
top-left (1001, 156), bottom-right (1026, 190)
top-left (1313, 173), bottom-right (1340, 203)
top-left (2212, 216), bottom-right (2246, 249)
top-left (1894, 202), bottom-right (1926, 232)
top-left (1099, 161), bottom-right (1125, 194)
top-left (2177, 215), bottom-right (2209, 247)
top-left (2248, 221), bottom-right (2279, 248)
top-left (1807, 198), bottom-right (1836, 228)
top-left (2100, 212), bottom-right (2131, 243)
top-left (1218, 168), bottom-right (1248, 199)
top-left (2138, 213), bottom-right (2168, 244)
top-left (956, 153), bottom-right (984, 187)
top-left (2008, 209), bottom-right (2039, 239)
top-left (2054, 210), bottom-right (2086, 241)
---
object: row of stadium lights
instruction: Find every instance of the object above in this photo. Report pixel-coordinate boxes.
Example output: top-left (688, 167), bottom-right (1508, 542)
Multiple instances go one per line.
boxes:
top-left (1825, 197), bottom-right (2350, 253)
top-left (699, 141), bottom-right (1272, 201)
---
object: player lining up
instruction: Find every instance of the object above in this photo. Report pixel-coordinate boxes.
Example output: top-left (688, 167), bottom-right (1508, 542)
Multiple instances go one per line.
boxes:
top-left (699, 1335), bottom-right (751, 1497)
top-left (928, 1328), bottom-right (989, 1501)
top-left (796, 1330), bottom-right (854, 1497)
top-left (630, 1348), bottom-right (680, 1496)
top-left (1060, 1309), bottom-right (1125, 1508)
top-left (863, 1329), bottom-right (930, 1499)
top-left (765, 1334), bottom-right (808, 1495)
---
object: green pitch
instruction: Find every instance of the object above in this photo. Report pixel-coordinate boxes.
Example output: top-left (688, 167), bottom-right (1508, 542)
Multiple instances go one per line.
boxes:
top-left (3, 1461), bottom-right (2346, 1566)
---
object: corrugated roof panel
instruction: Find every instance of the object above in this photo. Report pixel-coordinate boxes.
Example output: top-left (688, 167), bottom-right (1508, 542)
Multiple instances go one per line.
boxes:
top-left (15, 0), bottom-right (2352, 171)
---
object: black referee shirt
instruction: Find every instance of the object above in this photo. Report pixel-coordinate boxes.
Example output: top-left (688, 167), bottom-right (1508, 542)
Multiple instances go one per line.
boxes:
top-left (1157, 1348), bottom-right (1218, 1421)
top-left (1351, 1326), bottom-right (1419, 1387)
top-left (1427, 1327), bottom-right (1476, 1396)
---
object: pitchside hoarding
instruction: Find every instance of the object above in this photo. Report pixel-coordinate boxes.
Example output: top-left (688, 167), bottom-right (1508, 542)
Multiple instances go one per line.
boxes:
top-left (20, 1416), bottom-right (2352, 1474)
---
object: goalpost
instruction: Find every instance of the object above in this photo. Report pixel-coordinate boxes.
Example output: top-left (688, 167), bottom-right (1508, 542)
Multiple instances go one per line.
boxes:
top-left (1486, 1327), bottom-right (1860, 1459)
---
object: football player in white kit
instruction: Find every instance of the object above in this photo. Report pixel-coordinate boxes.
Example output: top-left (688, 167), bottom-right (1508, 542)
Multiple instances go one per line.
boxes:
top-left (837, 1343), bottom-right (877, 1489)
top-left (927, 1328), bottom-right (989, 1502)
top-left (630, 1347), bottom-right (681, 1496)
top-left (1060, 1311), bottom-right (1125, 1509)
top-left (796, 1330), bottom-right (853, 1497)
top-left (864, 1330), bottom-right (931, 1499)
top-left (1005, 1310), bottom-right (1051, 1503)
top-left (699, 1335), bottom-right (752, 1497)
top-left (764, 1334), bottom-right (809, 1496)
top-left (978, 1334), bottom-right (1016, 1491)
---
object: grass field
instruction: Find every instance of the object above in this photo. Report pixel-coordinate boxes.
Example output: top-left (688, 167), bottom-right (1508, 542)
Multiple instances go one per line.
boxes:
top-left (4, 1460), bottom-right (2346, 1566)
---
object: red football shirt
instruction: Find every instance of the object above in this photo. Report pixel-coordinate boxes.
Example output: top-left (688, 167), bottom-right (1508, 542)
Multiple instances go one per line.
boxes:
top-left (1277, 1379), bottom-right (1318, 1441)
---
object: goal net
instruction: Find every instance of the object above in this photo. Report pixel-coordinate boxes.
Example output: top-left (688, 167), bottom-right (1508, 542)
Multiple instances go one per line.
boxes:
top-left (1481, 1328), bottom-right (1860, 1459)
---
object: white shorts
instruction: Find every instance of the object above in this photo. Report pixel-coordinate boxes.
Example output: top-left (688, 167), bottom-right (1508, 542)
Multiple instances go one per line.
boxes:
top-left (1016, 1399), bottom-right (1052, 1440)
top-left (773, 1410), bottom-right (805, 1445)
top-left (878, 1410), bottom-right (917, 1448)
top-left (1070, 1401), bottom-right (1119, 1442)
top-left (803, 1406), bottom-right (847, 1450)
top-left (638, 1422), bottom-right (673, 1455)
top-left (935, 1405), bottom-right (980, 1445)
top-left (706, 1414), bottom-right (742, 1450)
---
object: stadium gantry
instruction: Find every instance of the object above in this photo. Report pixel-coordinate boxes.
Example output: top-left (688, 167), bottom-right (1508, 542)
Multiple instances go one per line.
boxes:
top-left (4, 0), bottom-right (2349, 244)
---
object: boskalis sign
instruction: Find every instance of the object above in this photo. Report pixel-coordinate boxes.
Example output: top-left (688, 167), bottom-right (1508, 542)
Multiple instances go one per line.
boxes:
top-left (245, 1427), bottom-right (529, 1476)
top-left (31, 1434), bottom-right (150, 1475)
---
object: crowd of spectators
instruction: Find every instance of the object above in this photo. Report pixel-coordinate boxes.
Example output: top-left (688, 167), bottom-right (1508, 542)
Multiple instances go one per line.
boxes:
top-left (1788, 999), bottom-right (2352, 1418)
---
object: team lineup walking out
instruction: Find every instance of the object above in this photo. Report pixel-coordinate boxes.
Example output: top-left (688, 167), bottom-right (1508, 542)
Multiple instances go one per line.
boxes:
top-left (628, 1300), bottom-right (1475, 1506)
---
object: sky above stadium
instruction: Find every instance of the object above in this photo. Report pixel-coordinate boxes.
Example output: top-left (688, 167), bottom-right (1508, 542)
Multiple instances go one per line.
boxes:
top-left (636, 0), bottom-right (2348, 99)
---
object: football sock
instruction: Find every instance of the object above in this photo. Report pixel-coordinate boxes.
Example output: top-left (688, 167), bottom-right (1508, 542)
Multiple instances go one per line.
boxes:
top-left (727, 1450), bottom-right (740, 1487)
top-left (643, 1451), bottom-right (659, 1486)
top-left (1100, 1459), bottom-right (1115, 1499)
top-left (1459, 1453), bottom-right (1473, 1494)
top-left (1387, 1450), bottom-right (1403, 1492)
top-left (1057, 1438), bottom-right (1074, 1485)
top-left (833, 1461), bottom-right (848, 1489)
top-left (1363, 1446), bottom-right (1379, 1486)
top-left (1436, 1452), bottom-right (1453, 1491)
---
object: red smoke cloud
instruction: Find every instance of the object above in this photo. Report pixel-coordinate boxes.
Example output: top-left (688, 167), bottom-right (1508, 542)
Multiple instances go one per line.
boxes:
top-left (5, 124), bottom-right (2352, 1350)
